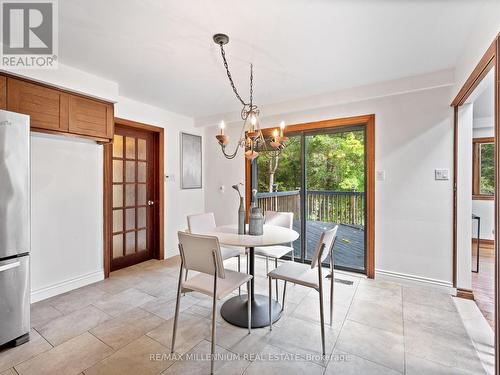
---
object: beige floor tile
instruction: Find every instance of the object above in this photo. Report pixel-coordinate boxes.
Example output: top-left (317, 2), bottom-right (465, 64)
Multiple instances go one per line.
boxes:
top-left (0, 330), bottom-right (52, 373)
top-left (37, 305), bottom-right (111, 346)
top-left (336, 319), bottom-right (405, 373)
top-left (292, 295), bottom-right (347, 329)
top-left (147, 313), bottom-right (211, 355)
top-left (90, 308), bottom-right (164, 350)
top-left (402, 286), bottom-right (456, 312)
top-left (347, 297), bottom-right (403, 335)
top-left (30, 302), bottom-right (63, 329)
top-left (45, 285), bottom-right (111, 315)
top-left (92, 288), bottom-right (157, 317)
top-left (135, 276), bottom-right (179, 299)
top-left (212, 320), bottom-right (271, 355)
top-left (161, 339), bottom-right (249, 375)
top-left (0, 368), bottom-right (18, 375)
top-left (405, 353), bottom-right (482, 375)
top-left (268, 316), bottom-right (338, 366)
top-left (403, 301), bottom-right (466, 336)
top-left (84, 335), bottom-right (173, 375)
top-left (404, 321), bottom-right (484, 373)
top-left (14, 332), bottom-right (113, 375)
top-left (243, 344), bottom-right (325, 375)
top-left (325, 350), bottom-right (402, 374)
top-left (141, 294), bottom-right (198, 320)
top-left (354, 283), bottom-right (402, 307)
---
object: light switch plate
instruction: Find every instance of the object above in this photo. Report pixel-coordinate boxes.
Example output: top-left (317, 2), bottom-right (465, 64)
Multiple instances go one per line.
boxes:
top-left (376, 171), bottom-right (386, 181)
top-left (435, 169), bottom-right (449, 180)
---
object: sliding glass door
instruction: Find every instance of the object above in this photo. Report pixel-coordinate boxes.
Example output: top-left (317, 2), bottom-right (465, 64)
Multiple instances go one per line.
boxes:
top-left (254, 125), bottom-right (367, 273)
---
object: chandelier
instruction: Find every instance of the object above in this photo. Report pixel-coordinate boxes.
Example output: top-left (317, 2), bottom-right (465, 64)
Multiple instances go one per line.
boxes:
top-left (213, 33), bottom-right (287, 160)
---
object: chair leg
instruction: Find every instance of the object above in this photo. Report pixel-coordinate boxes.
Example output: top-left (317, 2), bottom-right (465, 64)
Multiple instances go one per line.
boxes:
top-left (268, 276), bottom-right (273, 331)
top-left (329, 270), bottom-right (334, 326)
top-left (318, 285), bottom-right (326, 356)
top-left (211, 284), bottom-right (217, 374)
top-left (238, 255), bottom-right (241, 296)
top-left (171, 265), bottom-right (183, 353)
top-left (246, 251), bottom-right (249, 274)
top-left (266, 257), bottom-right (269, 275)
top-left (282, 280), bottom-right (287, 312)
top-left (274, 257), bottom-right (279, 302)
top-left (247, 280), bottom-right (252, 334)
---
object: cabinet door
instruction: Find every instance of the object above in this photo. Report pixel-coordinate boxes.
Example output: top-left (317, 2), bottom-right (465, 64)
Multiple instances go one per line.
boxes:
top-left (0, 76), bottom-right (6, 110)
top-left (7, 78), bottom-right (67, 131)
top-left (69, 95), bottom-right (113, 139)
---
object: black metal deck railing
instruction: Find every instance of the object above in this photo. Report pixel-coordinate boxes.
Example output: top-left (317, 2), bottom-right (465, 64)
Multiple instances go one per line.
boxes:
top-left (256, 190), bottom-right (365, 226)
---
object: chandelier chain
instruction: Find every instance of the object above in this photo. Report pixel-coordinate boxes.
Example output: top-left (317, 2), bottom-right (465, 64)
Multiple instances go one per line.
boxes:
top-left (219, 44), bottom-right (248, 107)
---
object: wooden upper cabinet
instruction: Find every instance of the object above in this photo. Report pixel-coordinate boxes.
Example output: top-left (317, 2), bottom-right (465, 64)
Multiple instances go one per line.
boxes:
top-left (0, 76), bottom-right (6, 110)
top-left (68, 95), bottom-right (113, 139)
top-left (7, 78), bottom-right (68, 131)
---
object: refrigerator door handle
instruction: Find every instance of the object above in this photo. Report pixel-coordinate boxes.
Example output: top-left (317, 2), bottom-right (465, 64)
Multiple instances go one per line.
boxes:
top-left (0, 261), bottom-right (21, 272)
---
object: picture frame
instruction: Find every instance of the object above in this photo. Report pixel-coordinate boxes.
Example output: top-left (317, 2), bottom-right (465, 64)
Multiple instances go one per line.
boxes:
top-left (180, 132), bottom-right (202, 189)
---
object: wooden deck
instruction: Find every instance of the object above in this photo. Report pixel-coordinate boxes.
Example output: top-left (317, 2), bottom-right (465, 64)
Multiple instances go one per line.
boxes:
top-left (291, 220), bottom-right (365, 271)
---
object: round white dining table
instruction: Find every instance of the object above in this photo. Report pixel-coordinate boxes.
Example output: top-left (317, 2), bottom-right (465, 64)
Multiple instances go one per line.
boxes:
top-left (205, 224), bottom-right (299, 328)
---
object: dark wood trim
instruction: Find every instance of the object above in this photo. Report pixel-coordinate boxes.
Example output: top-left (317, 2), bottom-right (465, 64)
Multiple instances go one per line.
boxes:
top-left (245, 114), bottom-right (375, 278)
top-left (473, 238), bottom-right (495, 246)
top-left (494, 35), bottom-right (500, 375)
top-left (453, 106), bottom-right (458, 287)
top-left (456, 288), bottom-right (475, 300)
top-left (451, 34), bottom-right (498, 106)
top-left (103, 118), bottom-right (165, 278)
top-left (30, 127), bottom-right (112, 144)
top-left (473, 195), bottom-right (495, 201)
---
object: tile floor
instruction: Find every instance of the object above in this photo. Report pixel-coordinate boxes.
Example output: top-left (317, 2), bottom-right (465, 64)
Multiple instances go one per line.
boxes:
top-left (0, 256), bottom-right (490, 375)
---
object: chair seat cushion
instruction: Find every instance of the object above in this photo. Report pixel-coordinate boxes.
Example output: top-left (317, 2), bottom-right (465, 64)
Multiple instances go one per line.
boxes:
top-left (183, 269), bottom-right (252, 299)
top-left (254, 245), bottom-right (293, 259)
top-left (221, 246), bottom-right (241, 260)
top-left (268, 262), bottom-right (319, 289)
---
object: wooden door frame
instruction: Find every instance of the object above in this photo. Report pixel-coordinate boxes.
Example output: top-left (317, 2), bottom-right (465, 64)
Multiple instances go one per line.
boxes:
top-left (103, 117), bottom-right (164, 277)
top-left (245, 114), bottom-right (375, 278)
top-left (451, 32), bottom-right (499, 374)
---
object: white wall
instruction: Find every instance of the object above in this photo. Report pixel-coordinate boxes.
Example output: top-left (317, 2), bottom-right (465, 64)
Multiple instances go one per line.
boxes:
top-left (456, 104), bottom-right (473, 290)
top-left (31, 133), bottom-right (104, 302)
top-left (472, 119), bottom-right (495, 241)
top-left (6, 64), bottom-right (203, 301)
top-left (114, 97), bottom-right (204, 255)
top-left (205, 79), bottom-right (455, 287)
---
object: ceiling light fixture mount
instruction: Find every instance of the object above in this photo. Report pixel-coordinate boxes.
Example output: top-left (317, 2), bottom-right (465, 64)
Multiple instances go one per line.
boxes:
top-left (213, 33), bottom-right (287, 160)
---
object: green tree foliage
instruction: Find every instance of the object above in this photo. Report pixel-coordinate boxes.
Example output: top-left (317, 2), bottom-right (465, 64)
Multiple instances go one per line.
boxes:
top-left (257, 130), bottom-right (365, 192)
top-left (480, 143), bottom-right (495, 195)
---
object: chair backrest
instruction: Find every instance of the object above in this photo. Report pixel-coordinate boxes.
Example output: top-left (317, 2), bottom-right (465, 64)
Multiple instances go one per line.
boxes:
top-left (187, 212), bottom-right (217, 234)
top-left (177, 231), bottom-right (225, 278)
top-left (310, 226), bottom-right (338, 269)
top-left (264, 211), bottom-right (293, 229)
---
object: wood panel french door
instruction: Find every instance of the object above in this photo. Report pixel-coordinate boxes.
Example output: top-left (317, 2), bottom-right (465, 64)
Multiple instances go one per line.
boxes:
top-left (109, 125), bottom-right (158, 271)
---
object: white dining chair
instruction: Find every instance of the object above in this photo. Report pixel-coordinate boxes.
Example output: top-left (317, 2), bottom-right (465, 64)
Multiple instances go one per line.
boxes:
top-left (173, 231), bottom-right (252, 375)
top-left (254, 211), bottom-right (294, 301)
top-left (267, 226), bottom-right (338, 356)
top-left (187, 212), bottom-right (243, 293)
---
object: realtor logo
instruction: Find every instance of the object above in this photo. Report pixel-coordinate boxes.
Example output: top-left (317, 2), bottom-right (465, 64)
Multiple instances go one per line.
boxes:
top-left (1, 0), bottom-right (58, 68)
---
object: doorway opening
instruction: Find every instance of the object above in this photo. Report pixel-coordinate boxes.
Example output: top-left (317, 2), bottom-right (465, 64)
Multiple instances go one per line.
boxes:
top-left (246, 115), bottom-right (375, 277)
top-left (103, 118), bottom-right (164, 276)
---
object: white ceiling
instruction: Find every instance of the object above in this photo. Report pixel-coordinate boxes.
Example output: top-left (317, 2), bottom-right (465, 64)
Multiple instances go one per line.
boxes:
top-left (59, 0), bottom-right (489, 119)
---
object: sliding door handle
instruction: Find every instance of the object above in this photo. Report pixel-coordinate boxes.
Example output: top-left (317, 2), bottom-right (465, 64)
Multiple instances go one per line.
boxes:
top-left (148, 200), bottom-right (154, 206)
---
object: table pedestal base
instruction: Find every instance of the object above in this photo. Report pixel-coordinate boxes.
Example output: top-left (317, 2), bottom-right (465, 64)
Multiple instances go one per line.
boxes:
top-left (220, 294), bottom-right (282, 328)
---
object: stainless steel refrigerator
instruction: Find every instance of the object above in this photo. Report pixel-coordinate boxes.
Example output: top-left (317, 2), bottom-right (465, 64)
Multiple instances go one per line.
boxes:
top-left (0, 109), bottom-right (30, 347)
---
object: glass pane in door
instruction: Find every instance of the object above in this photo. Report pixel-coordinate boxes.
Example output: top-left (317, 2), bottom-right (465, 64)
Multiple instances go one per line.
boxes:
top-left (111, 133), bottom-right (150, 261)
top-left (304, 129), bottom-right (366, 272)
top-left (255, 135), bottom-right (302, 259)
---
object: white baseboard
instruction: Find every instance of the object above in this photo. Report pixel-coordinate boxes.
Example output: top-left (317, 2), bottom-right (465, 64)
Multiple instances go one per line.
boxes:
top-left (375, 268), bottom-right (453, 293)
top-left (31, 269), bottom-right (104, 303)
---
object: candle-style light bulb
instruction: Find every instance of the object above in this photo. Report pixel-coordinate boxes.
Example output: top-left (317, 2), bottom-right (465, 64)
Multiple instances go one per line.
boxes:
top-left (272, 128), bottom-right (279, 139)
top-left (279, 121), bottom-right (285, 137)
top-left (219, 120), bottom-right (226, 135)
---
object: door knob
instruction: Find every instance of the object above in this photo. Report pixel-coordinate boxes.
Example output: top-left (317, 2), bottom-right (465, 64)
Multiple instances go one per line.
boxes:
top-left (148, 200), bottom-right (154, 206)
